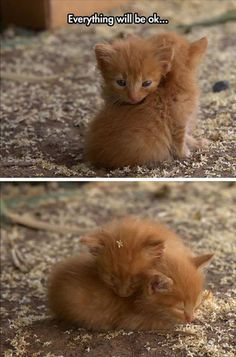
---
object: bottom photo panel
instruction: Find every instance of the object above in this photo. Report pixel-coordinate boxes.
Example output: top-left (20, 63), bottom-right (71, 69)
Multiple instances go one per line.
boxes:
top-left (1, 181), bottom-right (235, 357)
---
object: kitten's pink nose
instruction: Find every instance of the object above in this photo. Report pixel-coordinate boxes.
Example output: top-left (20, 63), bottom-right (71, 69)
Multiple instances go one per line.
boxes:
top-left (185, 314), bottom-right (194, 323)
top-left (129, 96), bottom-right (141, 104)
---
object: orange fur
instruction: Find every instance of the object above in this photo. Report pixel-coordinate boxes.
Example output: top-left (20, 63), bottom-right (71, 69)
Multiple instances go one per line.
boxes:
top-left (48, 248), bottom-right (213, 331)
top-left (48, 253), bottom-right (125, 330)
top-left (85, 32), bottom-right (208, 168)
top-left (80, 217), bottom-right (166, 297)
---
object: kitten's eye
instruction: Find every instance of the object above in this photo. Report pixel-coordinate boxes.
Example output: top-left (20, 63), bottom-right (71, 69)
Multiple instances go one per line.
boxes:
top-left (175, 302), bottom-right (185, 311)
top-left (110, 276), bottom-right (118, 286)
top-left (142, 80), bottom-right (152, 87)
top-left (116, 79), bottom-right (126, 87)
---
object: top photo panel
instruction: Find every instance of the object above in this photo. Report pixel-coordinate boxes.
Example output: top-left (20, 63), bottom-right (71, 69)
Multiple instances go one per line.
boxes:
top-left (1, 0), bottom-right (236, 178)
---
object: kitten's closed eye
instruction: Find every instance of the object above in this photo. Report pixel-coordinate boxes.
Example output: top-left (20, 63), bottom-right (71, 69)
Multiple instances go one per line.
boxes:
top-left (109, 275), bottom-right (117, 286)
top-left (174, 301), bottom-right (185, 311)
top-left (130, 277), bottom-right (140, 288)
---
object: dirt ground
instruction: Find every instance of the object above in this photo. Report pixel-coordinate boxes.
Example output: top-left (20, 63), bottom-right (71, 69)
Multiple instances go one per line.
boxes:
top-left (1, 0), bottom-right (236, 178)
top-left (1, 182), bottom-right (236, 356)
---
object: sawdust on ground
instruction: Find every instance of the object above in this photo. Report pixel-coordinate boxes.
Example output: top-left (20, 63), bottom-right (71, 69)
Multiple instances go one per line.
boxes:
top-left (1, 182), bottom-right (236, 356)
top-left (1, 0), bottom-right (236, 177)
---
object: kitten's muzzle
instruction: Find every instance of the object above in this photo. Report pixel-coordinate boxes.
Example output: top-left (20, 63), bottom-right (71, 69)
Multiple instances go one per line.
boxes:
top-left (171, 307), bottom-right (195, 324)
top-left (126, 97), bottom-right (146, 105)
top-left (115, 285), bottom-right (133, 297)
top-left (129, 98), bottom-right (142, 104)
top-left (184, 313), bottom-right (194, 323)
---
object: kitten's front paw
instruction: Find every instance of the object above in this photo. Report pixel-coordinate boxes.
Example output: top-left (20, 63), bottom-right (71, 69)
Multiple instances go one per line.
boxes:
top-left (176, 144), bottom-right (190, 159)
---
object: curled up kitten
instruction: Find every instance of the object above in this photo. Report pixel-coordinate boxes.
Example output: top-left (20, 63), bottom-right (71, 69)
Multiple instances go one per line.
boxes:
top-left (48, 251), bottom-right (213, 331)
top-left (80, 216), bottom-right (190, 297)
top-left (48, 217), bottom-right (214, 331)
top-left (85, 32), bottom-right (208, 168)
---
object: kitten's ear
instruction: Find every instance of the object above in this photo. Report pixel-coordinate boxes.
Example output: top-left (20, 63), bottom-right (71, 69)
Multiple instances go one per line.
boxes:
top-left (188, 37), bottom-right (208, 69)
top-left (148, 273), bottom-right (173, 294)
top-left (156, 46), bottom-right (174, 75)
top-left (95, 43), bottom-right (115, 69)
top-left (79, 234), bottom-right (104, 256)
top-left (144, 237), bottom-right (165, 258)
top-left (192, 253), bottom-right (214, 270)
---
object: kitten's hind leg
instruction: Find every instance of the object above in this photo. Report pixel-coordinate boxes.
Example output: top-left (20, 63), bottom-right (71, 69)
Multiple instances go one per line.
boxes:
top-left (186, 135), bottom-right (209, 151)
top-left (146, 155), bottom-right (172, 169)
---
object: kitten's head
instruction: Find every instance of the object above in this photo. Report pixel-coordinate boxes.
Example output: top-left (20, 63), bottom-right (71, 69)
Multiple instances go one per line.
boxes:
top-left (95, 36), bottom-right (173, 104)
top-left (143, 253), bottom-right (214, 324)
top-left (80, 217), bottom-right (165, 297)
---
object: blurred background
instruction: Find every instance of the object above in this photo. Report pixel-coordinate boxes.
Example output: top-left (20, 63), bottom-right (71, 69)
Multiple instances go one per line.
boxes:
top-left (1, 0), bottom-right (128, 30)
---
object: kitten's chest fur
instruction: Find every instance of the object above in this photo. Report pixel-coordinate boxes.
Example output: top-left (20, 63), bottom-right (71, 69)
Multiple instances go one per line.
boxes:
top-left (85, 76), bottom-right (199, 167)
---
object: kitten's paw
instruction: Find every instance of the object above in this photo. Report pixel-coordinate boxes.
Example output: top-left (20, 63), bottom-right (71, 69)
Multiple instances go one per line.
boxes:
top-left (187, 135), bottom-right (209, 150)
top-left (197, 138), bottom-right (209, 148)
top-left (184, 145), bottom-right (191, 157)
top-left (146, 158), bottom-right (172, 169)
top-left (176, 144), bottom-right (190, 159)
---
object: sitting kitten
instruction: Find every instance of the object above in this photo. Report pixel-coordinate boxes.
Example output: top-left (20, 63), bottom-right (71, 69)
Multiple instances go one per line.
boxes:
top-left (48, 250), bottom-right (213, 331)
top-left (85, 32), bottom-right (207, 168)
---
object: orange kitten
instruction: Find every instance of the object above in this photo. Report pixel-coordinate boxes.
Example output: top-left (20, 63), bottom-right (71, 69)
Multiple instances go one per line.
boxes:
top-left (121, 250), bottom-right (213, 329)
top-left (149, 32), bottom-right (208, 155)
top-left (80, 217), bottom-right (166, 297)
top-left (85, 32), bottom-right (207, 168)
top-left (48, 250), bottom-right (213, 330)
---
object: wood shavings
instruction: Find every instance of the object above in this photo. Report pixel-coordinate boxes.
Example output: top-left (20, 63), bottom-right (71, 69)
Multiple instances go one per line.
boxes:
top-left (116, 240), bottom-right (124, 248)
top-left (1, 72), bottom-right (60, 82)
top-left (1, 0), bottom-right (235, 178)
top-left (1, 181), bottom-right (235, 356)
top-left (10, 247), bottom-right (29, 273)
top-left (202, 290), bottom-right (213, 302)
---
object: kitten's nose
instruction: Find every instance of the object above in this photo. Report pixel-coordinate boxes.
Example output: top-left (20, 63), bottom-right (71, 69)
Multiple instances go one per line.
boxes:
top-left (129, 95), bottom-right (141, 104)
top-left (185, 314), bottom-right (194, 323)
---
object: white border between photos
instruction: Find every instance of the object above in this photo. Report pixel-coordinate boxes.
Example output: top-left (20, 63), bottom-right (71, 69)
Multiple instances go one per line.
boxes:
top-left (0, 178), bottom-right (235, 182)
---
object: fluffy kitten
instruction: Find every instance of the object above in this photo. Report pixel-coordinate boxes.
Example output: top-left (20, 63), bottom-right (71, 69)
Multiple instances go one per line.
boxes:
top-left (85, 32), bottom-right (207, 168)
top-left (79, 217), bottom-right (205, 301)
top-left (80, 217), bottom-right (166, 297)
top-left (48, 250), bottom-right (213, 330)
